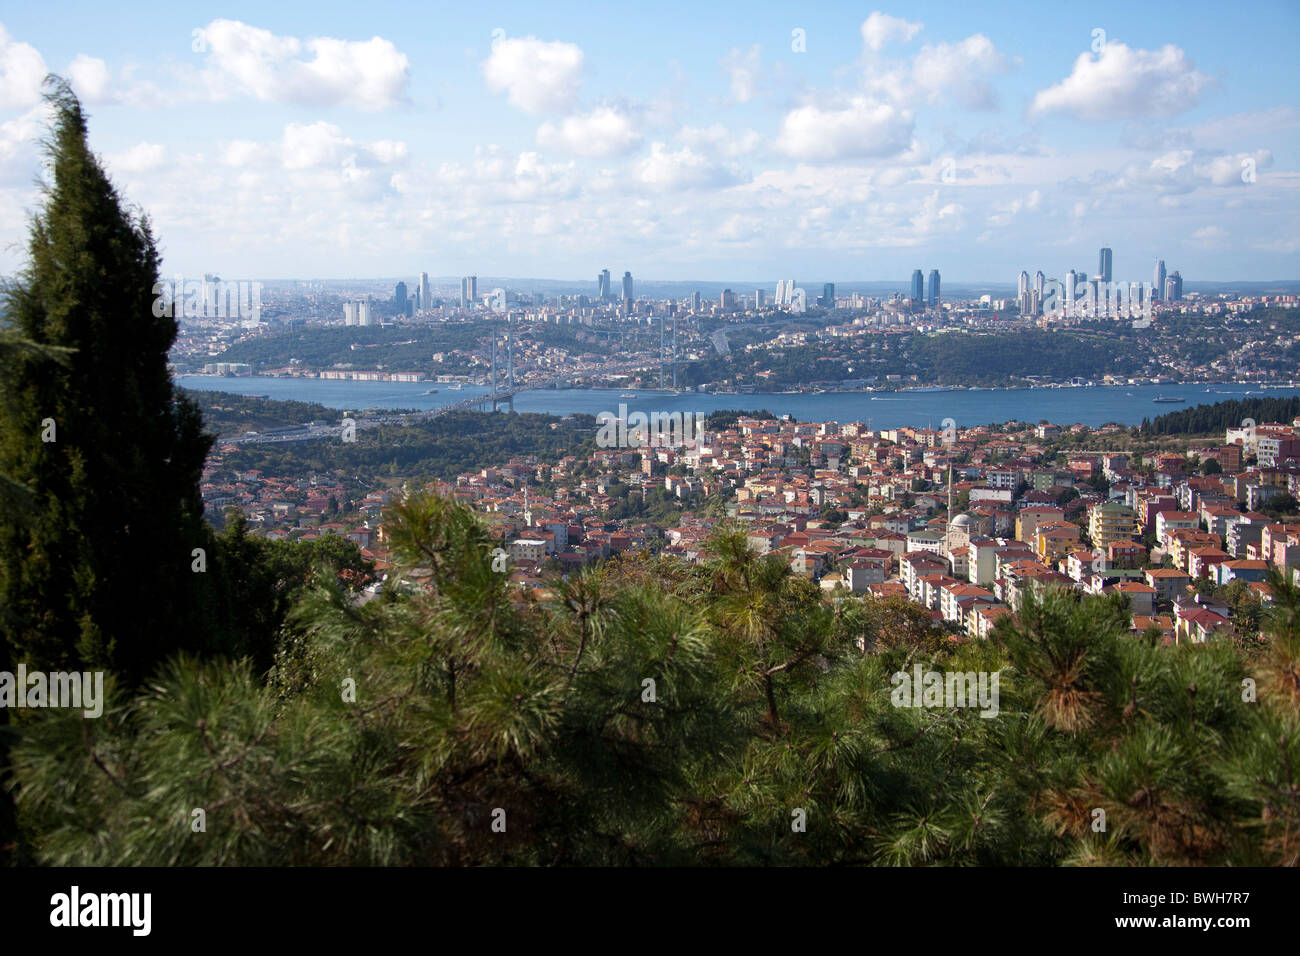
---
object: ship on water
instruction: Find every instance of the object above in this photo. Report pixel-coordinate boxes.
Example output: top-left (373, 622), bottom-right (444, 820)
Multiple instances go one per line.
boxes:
top-left (1152, 395), bottom-right (1186, 403)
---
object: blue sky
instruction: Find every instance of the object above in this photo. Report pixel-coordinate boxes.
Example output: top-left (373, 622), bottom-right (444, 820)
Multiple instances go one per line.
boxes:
top-left (1, 1), bottom-right (1297, 283)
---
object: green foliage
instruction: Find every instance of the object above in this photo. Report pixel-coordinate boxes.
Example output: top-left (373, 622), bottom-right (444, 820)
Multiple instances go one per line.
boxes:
top-left (216, 411), bottom-right (596, 485)
top-left (11, 495), bottom-right (1298, 866)
top-left (183, 390), bottom-right (335, 437)
top-left (1141, 396), bottom-right (1300, 436)
top-left (0, 79), bottom-right (214, 682)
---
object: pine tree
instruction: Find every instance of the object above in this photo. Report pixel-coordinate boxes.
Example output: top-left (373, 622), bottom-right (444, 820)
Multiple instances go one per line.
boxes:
top-left (0, 78), bottom-right (215, 683)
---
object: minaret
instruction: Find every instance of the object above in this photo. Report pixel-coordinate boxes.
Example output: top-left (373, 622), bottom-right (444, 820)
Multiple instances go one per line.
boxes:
top-left (947, 464), bottom-right (953, 525)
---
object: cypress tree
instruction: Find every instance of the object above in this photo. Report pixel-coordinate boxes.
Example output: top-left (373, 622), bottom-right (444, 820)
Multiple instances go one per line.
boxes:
top-left (0, 77), bottom-right (214, 684)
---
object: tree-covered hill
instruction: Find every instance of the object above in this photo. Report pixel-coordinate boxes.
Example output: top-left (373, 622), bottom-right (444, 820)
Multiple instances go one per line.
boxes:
top-left (215, 410), bottom-right (597, 484)
top-left (184, 389), bottom-right (337, 437)
top-left (1141, 395), bottom-right (1300, 435)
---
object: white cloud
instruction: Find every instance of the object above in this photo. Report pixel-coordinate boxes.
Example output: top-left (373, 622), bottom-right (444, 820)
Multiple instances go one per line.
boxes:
top-left (219, 140), bottom-right (268, 167)
top-left (199, 19), bottom-right (410, 111)
top-left (1198, 150), bottom-right (1272, 186)
top-left (282, 122), bottom-right (354, 169)
top-left (432, 145), bottom-right (579, 204)
top-left (635, 142), bottom-right (741, 191)
top-left (911, 35), bottom-right (1011, 109)
top-left (363, 140), bottom-right (409, 166)
top-left (66, 55), bottom-right (113, 104)
top-left (536, 106), bottom-right (642, 157)
top-left (0, 104), bottom-right (48, 185)
top-left (910, 188), bottom-right (963, 236)
top-left (107, 142), bottom-right (167, 174)
top-left (1030, 42), bottom-right (1213, 121)
top-left (279, 122), bottom-right (406, 171)
top-left (861, 12), bottom-right (922, 53)
top-left (0, 25), bottom-right (45, 109)
top-left (1108, 149), bottom-right (1275, 194)
top-left (720, 45), bottom-right (761, 104)
top-left (482, 35), bottom-right (583, 114)
top-left (775, 98), bottom-right (914, 162)
top-left (986, 189), bottom-right (1041, 227)
top-left (1189, 225), bottom-right (1227, 247)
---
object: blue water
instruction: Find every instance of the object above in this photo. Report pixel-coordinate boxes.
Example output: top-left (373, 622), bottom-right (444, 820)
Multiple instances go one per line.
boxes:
top-left (176, 376), bottom-right (1299, 429)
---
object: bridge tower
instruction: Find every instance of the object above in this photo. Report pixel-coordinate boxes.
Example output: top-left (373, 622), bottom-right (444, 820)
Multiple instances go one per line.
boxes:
top-left (659, 314), bottom-right (665, 389)
top-left (506, 325), bottom-right (514, 411)
top-left (672, 315), bottom-right (679, 390)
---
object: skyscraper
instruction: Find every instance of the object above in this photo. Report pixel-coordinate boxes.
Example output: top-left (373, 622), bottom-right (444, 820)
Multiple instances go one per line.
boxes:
top-left (1065, 270), bottom-right (1077, 314)
top-left (1018, 270), bottom-right (1030, 300)
top-left (598, 269), bottom-right (611, 300)
top-left (419, 272), bottom-right (430, 311)
top-left (1165, 271), bottom-right (1182, 301)
top-left (755, 289), bottom-right (765, 309)
top-left (692, 290), bottom-right (701, 313)
top-left (622, 271), bottom-right (633, 314)
top-left (1154, 260), bottom-right (1166, 302)
top-left (1034, 270), bottom-right (1045, 300)
top-left (458, 276), bottom-right (478, 309)
top-left (911, 269), bottom-right (924, 302)
top-left (1098, 247), bottom-right (1113, 283)
top-left (394, 281), bottom-right (407, 310)
top-left (343, 297), bottom-right (373, 327)
top-left (822, 282), bottom-right (835, 308)
top-left (720, 289), bottom-right (736, 311)
top-left (927, 270), bottom-right (940, 307)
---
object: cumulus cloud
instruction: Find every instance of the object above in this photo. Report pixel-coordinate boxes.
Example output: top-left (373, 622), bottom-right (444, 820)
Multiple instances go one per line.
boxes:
top-left (0, 104), bottom-right (48, 185)
top-left (635, 142), bottom-right (742, 191)
top-left (775, 98), bottom-right (914, 162)
top-left (536, 105), bottom-right (642, 157)
top-left (66, 55), bottom-right (113, 103)
top-left (0, 25), bottom-right (45, 109)
top-left (280, 122), bottom-right (407, 171)
top-left (482, 35), bottom-right (583, 113)
top-left (1029, 42), bottom-right (1213, 121)
top-left (910, 188), bottom-right (963, 236)
top-left (433, 145), bottom-right (578, 204)
top-left (986, 189), bottom-right (1041, 227)
top-left (1198, 150), bottom-right (1272, 186)
top-left (198, 19), bottom-right (410, 110)
top-left (912, 35), bottom-right (1011, 109)
top-left (861, 12), bottom-right (922, 52)
top-left (107, 142), bottom-right (167, 174)
top-left (720, 45), bottom-right (761, 103)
